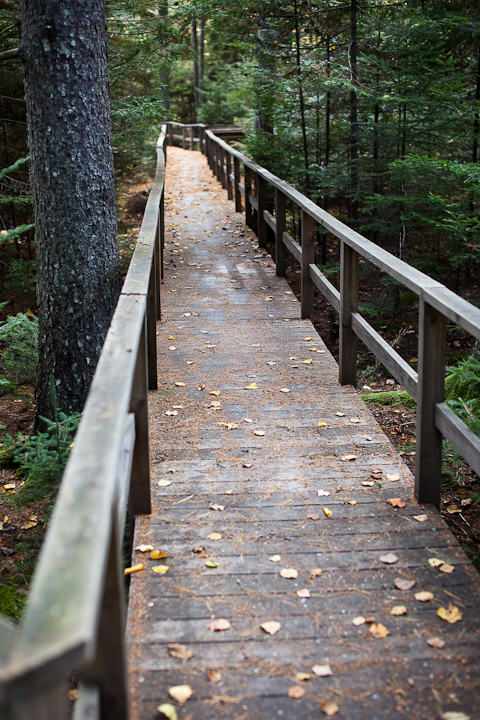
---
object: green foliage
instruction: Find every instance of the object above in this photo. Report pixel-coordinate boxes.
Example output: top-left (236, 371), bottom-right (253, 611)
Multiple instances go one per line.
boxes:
top-left (0, 583), bottom-right (27, 621)
top-left (1, 411), bottom-right (80, 507)
top-left (198, 62), bottom-right (253, 126)
top-left (444, 354), bottom-right (480, 438)
top-left (361, 390), bottom-right (416, 410)
top-left (0, 312), bottom-right (38, 385)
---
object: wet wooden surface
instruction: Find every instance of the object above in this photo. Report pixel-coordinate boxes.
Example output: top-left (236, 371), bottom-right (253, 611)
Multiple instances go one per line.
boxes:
top-left (126, 146), bottom-right (480, 720)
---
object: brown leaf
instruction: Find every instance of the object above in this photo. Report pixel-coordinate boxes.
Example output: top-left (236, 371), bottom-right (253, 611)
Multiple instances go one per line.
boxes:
top-left (437, 605), bottom-right (462, 624)
top-left (439, 563), bottom-right (454, 574)
top-left (209, 618), bottom-right (231, 632)
top-left (321, 700), bottom-right (339, 716)
top-left (306, 512), bottom-right (321, 521)
top-left (260, 621), bottom-right (281, 635)
top-left (288, 685), bottom-right (305, 699)
top-left (413, 514), bottom-right (428, 522)
top-left (394, 578), bottom-right (416, 591)
top-left (390, 605), bottom-right (407, 616)
top-left (168, 643), bottom-right (193, 660)
top-left (208, 670), bottom-right (222, 683)
top-left (168, 685), bottom-right (193, 705)
top-left (312, 664), bottom-right (333, 677)
top-left (415, 591), bottom-right (434, 602)
top-left (310, 568), bottom-right (323, 578)
top-left (210, 504), bottom-right (225, 511)
top-left (369, 623), bottom-right (389, 638)
top-left (388, 497), bottom-right (406, 508)
top-left (427, 636), bottom-right (445, 649)
top-left (280, 568), bottom-right (298, 579)
top-left (380, 553), bottom-right (398, 564)
top-left (192, 546), bottom-right (205, 553)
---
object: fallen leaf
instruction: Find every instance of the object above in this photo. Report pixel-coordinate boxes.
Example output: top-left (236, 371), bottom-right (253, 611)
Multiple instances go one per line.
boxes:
top-left (307, 512), bottom-right (321, 521)
top-left (441, 713), bottom-right (470, 720)
top-left (168, 685), bottom-right (193, 705)
top-left (209, 618), bottom-right (231, 631)
top-left (446, 505), bottom-right (461, 514)
top-left (254, 430), bottom-right (265, 436)
top-left (223, 422), bottom-right (238, 430)
top-left (244, 417), bottom-right (253, 423)
top-left (321, 507), bottom-right (331, 518)
top-left (210, 504), bottom-right (225, 511)
top-left (280, 388), bottom-right (290, 393)
top-left (225, 490), bottom-right (233, 495)
top-left (168, 643), bottom-right (193, 660)
top-left (21, 521), bottom-right (38, 530)
top-left (439, 563), bottom-right (454, 573)
top-left (347, 500), bottom-right (357, 505)
top-left (388, 497), bottom-right (406, 508)
top-left (415, 591), bottom-right (434, 602)
top-left (265, 296), bottom-right (273, 301)
top-left (352, 616), bottom-right (366, 626)
top-left (391, 605), bottom-right (407, 616)
top-left (362, 481), bottom-right (374, 487)
top-left (175, 382), bottom-right (186, 387)
top-left (210, 390), bottom-right (221, 396)
top-left (335, 412), bottom-right (346, 417)
top-left (269, 554), bottom-right (281, 562)
top-left (197, 383), bottom-right (206, 390)
top-left (317, 421), bottom-right (328, 427)
top-left (208, 532), bottom-right (222, 541)
top-left (394, 578), bottom-right (416, 590)
top-left (260, 621), bottom-right (281, 635)
top-left (461, 498), bottom-right (472, 507)
top-left (310, 568), bottom-right (323, 578)
top-left (380, 553), bottom-right (398, 564)
top-left (124, 563), bottom-right (143, 575)
top-left (168, 336), bottom-right (175, 340)
top-left (135, 544), bottom-right (154, 552)
top-left (169, 345), bottom-right (176, 351)
top-left (158, 480), bottom-right (173, 487)
top-left (192, 546), bottom-right (205, 553)
top-left (427, 636), bottom-right (445, 649)
top-left (288, 685), bottom-right (305, 699)
top-left (243, 462), bottom-right (252, 468)
top-left (295, 672), bottom-right (311, 681)
top-left (208, 670), bottom-right (222, 683)
top-left (350, 417), bottom-right (360, 424)
top-left (280, 568), bottom-right (298, 579)
top-left (318, 490), bottom-right (330, 497)
top-left (152, 565), bottom-right (169, 574)
top-left (297, 588), bottom-right (311, 598)
top-left (312, 664), bottom-right (333, 677)
top-left (386, 474), bottom-right (400, 482)
top-left (186, 361), bottom-right (194, 365)
top-left (165, 410), bottom-right (178, 416)
top-left (157, 703), bottom-right (177, 720)
top-left (321, 700), bottom-right (339, 716)
top-left (245, 383), bottom-right (257, 389)
top-left (340, 454), bottom-right (357, 461)
top-left (304, 336), bottom-right (313, 341)
top-left (413, 514), bottom-right (428, 522)
top-left (369, 623), bottom-right (389, 638)
top-left (428, 558), bottom-right (443, 568)
top-left (437, 604), bottom-right (462, 624)
top-left (303, 359), bottom-right (312, 364)
top-left (205, 560), bottom-right (218, 568)
top-left (150, 550), bottom-right (167, 560)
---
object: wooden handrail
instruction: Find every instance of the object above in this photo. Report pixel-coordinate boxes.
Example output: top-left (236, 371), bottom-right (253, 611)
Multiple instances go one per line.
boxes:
top-left (0, 126), bottom-right (167, 719)
top-left (202, 127), bottom-right (480, 508)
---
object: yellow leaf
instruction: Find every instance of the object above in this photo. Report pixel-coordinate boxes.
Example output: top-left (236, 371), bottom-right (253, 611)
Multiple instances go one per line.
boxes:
top-left (295, 672), bottom-right (311, 681)
top-left (318, 421), bottom-right (328, 427)
top-left (245, 382), bottom-right (257, 389)
top-left (304, 336), bottom-right (313, 341)
top-left (260, 620), bottom-right (281, 635)
top-left (437, 604), bottom-right (462, 624)
top-left (150, 550), bottom-right (167, 560)
top-left (303, 359), bottom-right (312, 364)
top-left (205, 560), bottom-right (218, 568)
top-left (158, 480), bottom-right (172, 487)
top-left (208, 532), bottom-right (222, 541)
top-left (209, 390), bottom-right (221, 396)
top-left (347, 500), bottom-right (356, 506)
top-left (369, 623), bottom-right (389, 638)
top-left (265, 296), bottom-right (273, 301)
top-left (152, 565), bottom-right (169, 574)
top-left (168, 685), bottom-right (193, 705)
top-left (323, 507), bottom-right (332, 517)
top-left (349, 417), bottom-right (360, 423)
top-left (429, 558), bottom-right (443, 568)
top-left (168, 335), bottom-right (175, 340)
top-left (269, 554), bottom-right (281, 562)
top-left (391, 605), bottom-right (407, 616)
top-left (447, 505), bottom-right (461, 514)
top-left (157, 704), bottom-right (177, 720)
top-left (124, 563), bottom-right (143, 575)
top-left (175, 382), bottom-right (186, 387)
top-left (21, 521), bottom-right (37, 530)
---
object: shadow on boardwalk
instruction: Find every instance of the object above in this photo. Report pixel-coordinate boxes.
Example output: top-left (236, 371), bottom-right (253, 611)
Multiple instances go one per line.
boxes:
top-left (126, 146), bottom-right (480, 720)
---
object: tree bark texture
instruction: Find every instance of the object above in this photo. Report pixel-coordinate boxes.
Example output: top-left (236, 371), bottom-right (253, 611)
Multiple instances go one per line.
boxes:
top-left (19, 0), bottom-right (120, 425)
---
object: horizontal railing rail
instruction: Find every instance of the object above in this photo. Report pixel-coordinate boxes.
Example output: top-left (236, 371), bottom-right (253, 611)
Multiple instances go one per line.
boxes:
top-left (0, 126), bottom-right (167, 720)
top-left (202, 128), bottom-right (480, 508)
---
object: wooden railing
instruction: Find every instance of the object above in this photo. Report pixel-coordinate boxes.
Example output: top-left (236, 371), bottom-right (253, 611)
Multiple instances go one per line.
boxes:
top-left (195, 127), bottom-right (480, 508)
top-left (0, 126), bottom-right (167, 720)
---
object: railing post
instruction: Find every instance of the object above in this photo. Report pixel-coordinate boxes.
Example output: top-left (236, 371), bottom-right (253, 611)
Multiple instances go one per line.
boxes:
top-left (339, 241), bottom-right (359, 386)
top-left (168, 122), bottom-right (173, 146)
top-left (159, 192), bottom-right (165, 282)
top-left (190, 125), bottom-right (194, 150)
top-left (301, 210), bottom-right (315, 319)
top-left (147, 264), bottom-right (157, 391)
top-left (275, 189), bottom-right (287, 276)
top-left (234, 156), bottom-right (242, 212)
top-left (220, 147), bottom-right (227, 189)
top-left (415, 299), bottom-right (447, 507)
top-left (154, 214), bottom-right (161, 318)
top-left (226, 152), bottom-right (233, 201)
top-left (257, 175), bottom-right (267, 249)
top-left (182, 126), bottom-right (186, 149)
top-left (129, 320), bottom-right (151, 516)
top-left (245, 165), bottom-right (253, 229)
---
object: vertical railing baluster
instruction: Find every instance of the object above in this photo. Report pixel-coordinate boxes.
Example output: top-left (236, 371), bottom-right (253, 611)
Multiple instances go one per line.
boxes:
top-left (190, 125), bottom-right (194, 150)
top-left (234, 156), bottom-right (242, 212)
top-left (301, 210), bottom-right (315, 319)
top-left (226, 152), bottom-right (233, 201)
top-left (245, 166), bottom-right (253, 229)
top-left (182, 126), bottom-right (186, 149)
top-left (415, 300), bottom-right (447, 507)
top-left (168, 122), bottom-right (173, 147)
top-left (146, 263), bottom-right (157, 391)
top-left (129, 321), bottom-right (151, 516)
top-left (339, 241), bottom-right (359, 386)
top-left (257, 175), bottom-right (267, 249)
top-left (275, 190), bottom-right (287, 277)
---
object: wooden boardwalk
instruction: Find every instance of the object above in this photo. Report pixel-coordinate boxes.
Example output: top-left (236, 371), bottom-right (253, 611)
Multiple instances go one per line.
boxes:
top-left (126, 147), bottom-right (480, 720)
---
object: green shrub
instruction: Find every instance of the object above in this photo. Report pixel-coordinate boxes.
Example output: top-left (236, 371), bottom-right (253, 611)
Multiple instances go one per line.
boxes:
top-left (361, 390), bottom-right (416, 410)
top-left (0, 312), bottom-right (38, 385)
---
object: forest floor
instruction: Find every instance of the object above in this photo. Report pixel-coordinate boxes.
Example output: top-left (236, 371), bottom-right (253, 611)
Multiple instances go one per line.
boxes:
top-left (0, 159), bottom-right (479, 624)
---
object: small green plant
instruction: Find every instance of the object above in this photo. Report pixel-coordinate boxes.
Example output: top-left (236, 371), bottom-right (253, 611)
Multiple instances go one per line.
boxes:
top-left (0, 312), bottom-right (38, 385)
top-left (361, 390), bottom-right (416, 410)
top-left (1, 411), bottom-right (80, 507)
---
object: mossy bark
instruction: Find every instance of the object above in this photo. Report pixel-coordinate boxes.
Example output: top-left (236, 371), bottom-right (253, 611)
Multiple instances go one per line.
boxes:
top-left (19, 0), bottom-right (120, 427)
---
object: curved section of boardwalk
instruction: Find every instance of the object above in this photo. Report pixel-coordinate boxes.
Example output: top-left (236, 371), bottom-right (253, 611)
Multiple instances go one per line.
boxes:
top-left (126, 147), bottom-right (480, 719)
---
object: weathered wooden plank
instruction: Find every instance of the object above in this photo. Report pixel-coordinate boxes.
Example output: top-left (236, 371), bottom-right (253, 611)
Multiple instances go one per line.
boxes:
top-left (282, 230), bottom-right (302, 263)
top-left (339, 241), bottom-right (359, 386)
top-left (72, 684), bottom-right (100, 720)
top-left (309, 264), bottom-right (340, 312)
top-left (249, 194), bottom-right (259, 212)
top-left (435, 402), bottom-right (480, 477)
top-left (257, 175), bottom-right (267, 249)
top-left (263, 209), bottom-right (276, 233)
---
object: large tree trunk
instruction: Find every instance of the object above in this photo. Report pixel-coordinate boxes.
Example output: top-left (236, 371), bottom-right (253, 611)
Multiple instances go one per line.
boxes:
top-left (19, 0), bottom-right (120, 427)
